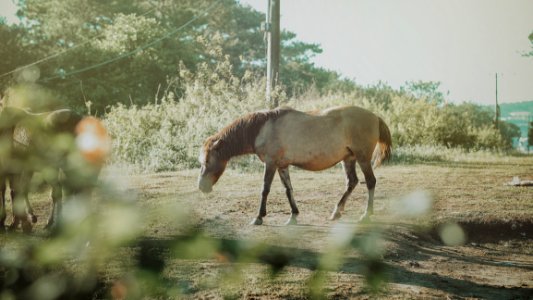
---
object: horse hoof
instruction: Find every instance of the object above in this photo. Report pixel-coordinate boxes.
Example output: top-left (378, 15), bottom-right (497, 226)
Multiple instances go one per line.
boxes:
top-left (7, 224), bottom-right (17, 232)
top-left (285, 216), bottom-right (297, 226)
top-left (22, 223), bottom-right (32, 234)
top-left (250, 218), bottom-right (263, 225)
top-left (329, 211), bottom-right (342, 221)
top-left (29, 214), bottom-right (37, 223)
top-left (45, 220), bottom-right (54, 230)
top-left (359, 215), bottom-right (371, 223)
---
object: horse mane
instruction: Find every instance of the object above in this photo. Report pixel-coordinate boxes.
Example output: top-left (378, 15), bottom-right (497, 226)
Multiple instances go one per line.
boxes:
top-left (207, 107), bottom-right (292, 160)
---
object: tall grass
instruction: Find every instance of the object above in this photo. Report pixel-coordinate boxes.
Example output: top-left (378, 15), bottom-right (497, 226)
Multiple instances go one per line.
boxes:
top-left (104, 55), bottom-right (520, 172)
top-left (104, 55), bottom-right (271, 172)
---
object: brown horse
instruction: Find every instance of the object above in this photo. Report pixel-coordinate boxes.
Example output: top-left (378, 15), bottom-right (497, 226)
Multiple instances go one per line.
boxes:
top-left (198, 105), bottom-right (392, 225)
top-left (0, 106), bottom-right (105, 232)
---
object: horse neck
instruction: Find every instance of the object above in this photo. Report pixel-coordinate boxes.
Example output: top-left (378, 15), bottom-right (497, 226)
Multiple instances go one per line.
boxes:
top-left (216, 109), bottom-right (287, 161)
top-left (217, 126), bottom-right (257, 161)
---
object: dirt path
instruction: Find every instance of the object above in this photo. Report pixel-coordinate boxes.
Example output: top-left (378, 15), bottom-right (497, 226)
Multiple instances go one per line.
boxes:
top-left (112, 161), bottom-right (532, 299)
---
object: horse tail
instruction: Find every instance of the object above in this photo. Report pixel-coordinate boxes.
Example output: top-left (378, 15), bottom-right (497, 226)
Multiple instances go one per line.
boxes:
top-left (372, 117), bottom-right (392, 168)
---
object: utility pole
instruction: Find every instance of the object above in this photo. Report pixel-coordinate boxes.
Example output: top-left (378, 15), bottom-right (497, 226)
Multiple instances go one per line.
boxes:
top-left (265, 0), bottom-right (280, 108)
top-left (494, 73), bottom-right (500, 130)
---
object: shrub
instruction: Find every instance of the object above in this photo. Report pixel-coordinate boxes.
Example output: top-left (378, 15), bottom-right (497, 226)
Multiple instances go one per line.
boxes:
top-left (105, 50), bottom-right (271, 171)
top-left (104, 56), bottom-right (518, 171)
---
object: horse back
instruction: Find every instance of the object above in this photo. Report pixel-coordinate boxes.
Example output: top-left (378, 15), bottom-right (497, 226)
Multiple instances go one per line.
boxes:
top-left (255, 106), bottom-right (381, 169)
top-left (44, 109), bottom-right (82, 133)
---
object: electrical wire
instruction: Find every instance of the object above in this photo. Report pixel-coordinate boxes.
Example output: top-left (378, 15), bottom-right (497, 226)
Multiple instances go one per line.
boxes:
top-left (0, 5), bottom-right (157, 80)
top-left (40, 0), bottom-right (222, 82)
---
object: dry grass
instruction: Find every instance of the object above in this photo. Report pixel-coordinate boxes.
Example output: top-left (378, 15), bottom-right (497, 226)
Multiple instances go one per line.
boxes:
top-left (103, 156), bottom-right (532, 299)
top-left (2, 157), bottom-right (532, 299)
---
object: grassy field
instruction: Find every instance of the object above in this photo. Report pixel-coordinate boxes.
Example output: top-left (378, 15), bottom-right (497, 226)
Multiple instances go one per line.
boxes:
top-left (1, 156), bottom-right (533, 299)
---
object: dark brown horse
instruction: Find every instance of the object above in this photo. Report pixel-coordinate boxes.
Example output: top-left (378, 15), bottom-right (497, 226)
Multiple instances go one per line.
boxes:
top-left (0, 106), bottom-right (105, 232)
top-left (198, 105), bottom-right (392, 225)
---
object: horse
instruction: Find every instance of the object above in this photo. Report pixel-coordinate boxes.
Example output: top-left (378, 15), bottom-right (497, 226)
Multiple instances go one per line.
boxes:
top-left (198, 105), bottom-right (392, 225)
top-left (0, 106), bottom-right (106, 232)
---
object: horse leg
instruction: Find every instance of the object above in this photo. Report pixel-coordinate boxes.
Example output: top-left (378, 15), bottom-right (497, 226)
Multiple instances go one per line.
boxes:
top-left (45, 180), bottom-right (62, 230)
top-left (21, 171), bottom-right (36, 224)
top-left (278, 167), bottom-right (299, 225)
top-left (25, 194), bottom-right (37, 224)
top-left (358, 160), bottom-right (376, 222)
top-left (10, 174), bottom-right (32, 233)
top-left (250, 164), bottom-right (277, 225)
top-left (330, 159), bottom-right (358, 221)
top-left (0, 178), bottom-right (6, 232)
top-left (8, 177), bottom-right (19, 231)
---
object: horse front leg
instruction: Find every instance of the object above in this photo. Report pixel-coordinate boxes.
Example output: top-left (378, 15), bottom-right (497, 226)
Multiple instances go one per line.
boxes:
top-left (250, 164), bottom-right (277, 225)
top-left (278, 167), bottom-right (299, 225)
top-left (330, 159), bottom-right (358, 221)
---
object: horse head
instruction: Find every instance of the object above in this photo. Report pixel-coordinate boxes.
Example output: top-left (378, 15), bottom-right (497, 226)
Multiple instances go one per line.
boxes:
top-left (198, 137), bottom-right (228, 193)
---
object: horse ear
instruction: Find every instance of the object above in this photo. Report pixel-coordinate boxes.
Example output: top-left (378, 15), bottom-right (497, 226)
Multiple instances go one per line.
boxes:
top-left (213, 139), bottom-right (224, 150)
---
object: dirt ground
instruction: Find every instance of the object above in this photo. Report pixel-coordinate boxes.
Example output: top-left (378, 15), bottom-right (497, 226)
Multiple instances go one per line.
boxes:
top-left (117, 157), bottom-right (532, 299)
top-left (3, 158), bottom-right (533, 299)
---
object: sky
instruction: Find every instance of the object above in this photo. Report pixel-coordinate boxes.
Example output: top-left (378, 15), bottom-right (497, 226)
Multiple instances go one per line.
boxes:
top-left (0, 0), bottom-right (17, 24)
top-left (2, 0), bottom-right (532, 105)
top-left (239, 0), bottom-right (533, 105)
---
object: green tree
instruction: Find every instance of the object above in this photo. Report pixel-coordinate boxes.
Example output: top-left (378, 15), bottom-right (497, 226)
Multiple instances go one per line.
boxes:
top-left (8, 0), bottom-right (354, 112)
top-left (402, 80), bottom-right (447, 105)
top-left (527, 122), bottom-right (533, 152)
top-left (526, 31), bottom-right (533, 57)
top-left (0, 21), bottom-right (37, 92)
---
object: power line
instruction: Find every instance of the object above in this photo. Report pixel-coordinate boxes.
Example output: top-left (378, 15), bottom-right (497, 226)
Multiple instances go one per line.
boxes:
top-left (41, 0), bottom-right (222, 82)
top-left (0, 5), bottom-right (157, 80)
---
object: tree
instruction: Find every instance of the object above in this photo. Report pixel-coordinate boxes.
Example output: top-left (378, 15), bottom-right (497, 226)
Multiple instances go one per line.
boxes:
top-left (526, 31), bottom-right (533, 57)
top-left (7, 0), bottom-right (358, 112)
top-left (402, 80), bottom-right (447, 105)
top-left (527, 122), bottom-right (533, 153)
top-left (0, 21), bottom-right (37, 92)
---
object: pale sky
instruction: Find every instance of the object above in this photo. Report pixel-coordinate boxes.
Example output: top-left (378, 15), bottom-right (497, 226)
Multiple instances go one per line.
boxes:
top-left (241, 0), bottom-right (533, 105)
top-left (2, 0), bottom-right (532, 104)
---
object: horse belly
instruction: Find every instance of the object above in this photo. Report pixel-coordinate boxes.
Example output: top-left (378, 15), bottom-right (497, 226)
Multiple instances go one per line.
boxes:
top-left (287, 143), bottom-right (348, 171)
top-left (293, 158), bottom-right (341, 171)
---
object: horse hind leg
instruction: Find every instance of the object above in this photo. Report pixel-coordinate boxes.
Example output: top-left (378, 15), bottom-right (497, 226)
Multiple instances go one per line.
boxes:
top-left (25, 196), bottom-right (37, 224)
top-left (10, 174), bottom-right (33, 233)
top-left (357, 160), bottom-right (376, 222)
top-left (278, 167), bottom-right (299, 225)
top-left (330, 159), bottom-right (358, 221)
top-left (45, 181), bottom-right (62, 230)
top-left (21, 171), bottom-right (37, 223)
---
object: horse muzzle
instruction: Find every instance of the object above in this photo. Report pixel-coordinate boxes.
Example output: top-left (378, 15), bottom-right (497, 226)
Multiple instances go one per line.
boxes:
top-left (198, 176), bottom-right (213, 193)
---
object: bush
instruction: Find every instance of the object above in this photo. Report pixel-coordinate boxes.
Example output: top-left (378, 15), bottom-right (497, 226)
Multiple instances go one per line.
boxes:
top-left (104, 55), bottom-right (518, 171)
top-left (105, 50), bottom-right (271, 172)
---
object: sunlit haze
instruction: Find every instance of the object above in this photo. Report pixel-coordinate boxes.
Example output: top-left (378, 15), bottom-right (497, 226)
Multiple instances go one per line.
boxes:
top-left (241, 0), bottom-right (533, 104)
